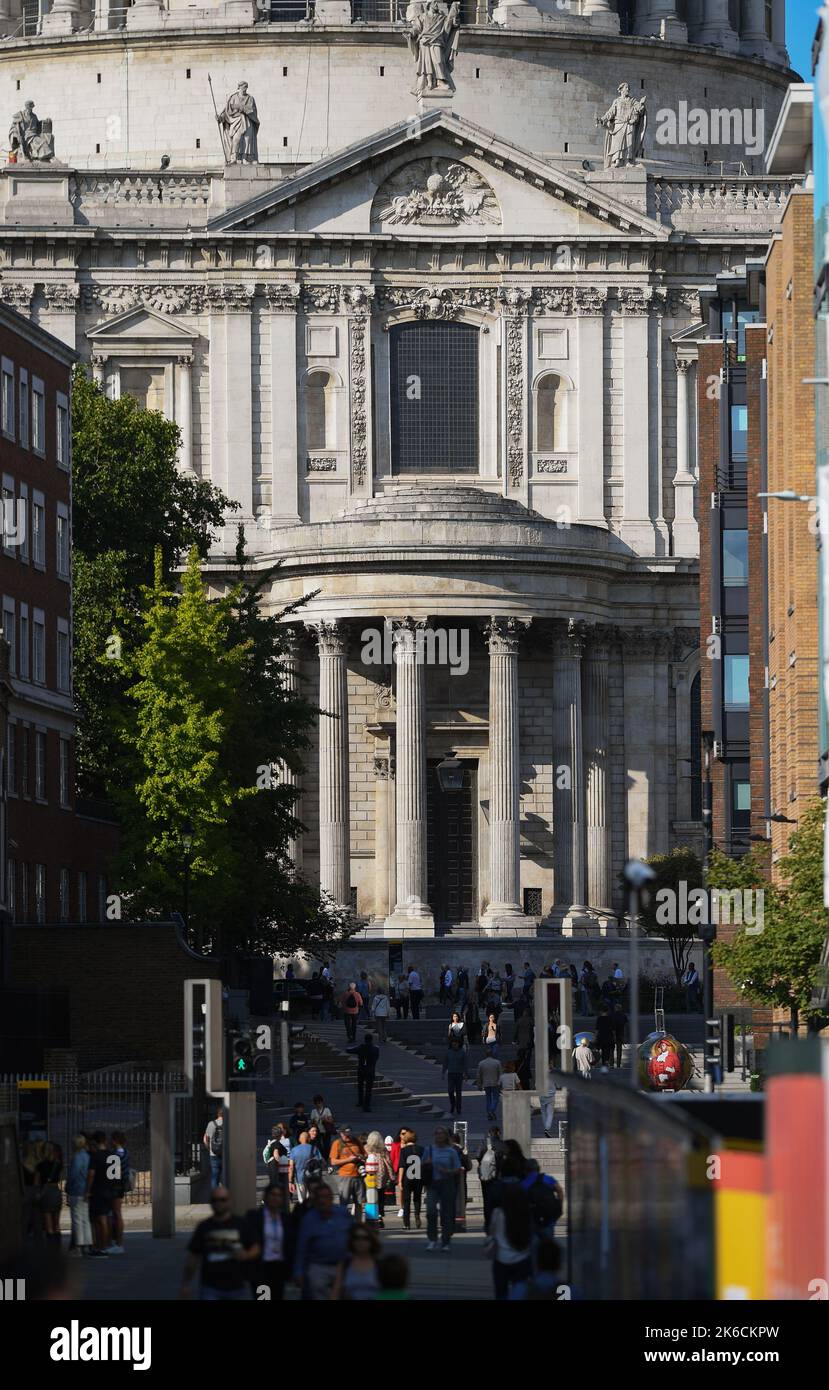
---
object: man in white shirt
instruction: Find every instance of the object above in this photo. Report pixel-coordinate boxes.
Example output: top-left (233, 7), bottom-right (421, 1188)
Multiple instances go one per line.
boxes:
top-left (408, 966), bottom-right (424, 1020)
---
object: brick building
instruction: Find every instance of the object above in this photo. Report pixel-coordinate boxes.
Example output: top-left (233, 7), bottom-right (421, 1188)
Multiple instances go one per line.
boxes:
top-left (0, 302), bottom-right (117, 926)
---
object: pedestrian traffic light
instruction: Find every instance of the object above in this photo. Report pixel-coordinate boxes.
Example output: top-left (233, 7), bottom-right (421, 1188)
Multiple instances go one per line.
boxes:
top-left (228, 1031), bottom-right (253, 1080)
top-left (721, 1011), bottom-right (735, 1073)
top-left (280, 1006), bottom-right (306, 1076)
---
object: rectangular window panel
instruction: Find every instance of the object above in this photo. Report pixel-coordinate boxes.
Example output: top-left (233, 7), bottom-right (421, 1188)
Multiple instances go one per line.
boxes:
top-left (59, 737), bottom-right (70, 806)
top-left (35, 729), bottom-right (46, 799)
top-left (33, 613), bottom-right (45, 683)
top-left (390, 322), bottom-right (479, 474)
top-left (3, 599), bottom-right (15, 674)
top-left (56, 506), bottom-right (69, 577)
top-left (722, 528), bottom-right (749, 586)
top-left (19, 607), bottom-right (29, 680)
top-left (7, 858), bottom-right (16, 921)
top-left (21, 726), bottom-right (29, 796)
top-left (32, 380), bottom-right (45, 453)
top-left (6, 722), bottom-right (15, 796)
top-left (78, 870), bottom-right (87, 925)
top-left (57, 623), bottom-right (70, 693)
top-left (32, 497), bottom-right (45, 567)
top-left (59, 867), bottom-right (70, 922)
top-left (19, 373), bottom-right (29, 450)
top-left (2, 363), bottom-right (14, 438)
top-left (724, 654), bottom-right (750, 710)
top-left (35, 864), bottom-right (46, 923)
top-left (56, 397), bottom-right (70, 468)
top-left (730, 403), bottom-right (748, 463)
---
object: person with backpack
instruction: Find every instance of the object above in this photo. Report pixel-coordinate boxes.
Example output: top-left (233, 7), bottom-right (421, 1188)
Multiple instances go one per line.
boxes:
top-left (486, 1182), bottom-right (534, 1301)
top-left (611, 1001), bottom-right (628, 1069)
top-left (340, 983), bottom-right (363, 1042)
top-left (288, 1130), bottom-right (325, 1206)
top-left (477, 1127), bottom-right (507, 1230)
top-left (310, 1095), bottom-right (336, 1160)
top-left (521, 1159), bottom-right (563, 1242)
top-left (203, 1104), bottom-right (224, 1190)
top-left (596, 1004), bottom-right (615, 1068)
top-left (329, 1126), bottom-right (365, 1218)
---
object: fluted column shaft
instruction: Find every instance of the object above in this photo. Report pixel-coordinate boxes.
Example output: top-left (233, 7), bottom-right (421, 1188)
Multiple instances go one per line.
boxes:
top-left (316, 622), bottom-right (350, 908)
top-left (584, 639), bottom-right (612, 911)
top-left (391, 620), bottom-right (432, 922)
top-left (281, 629), bottom-right (303, 873)
top-left (694, 0), bottom-right (739, 49)
top-left (373, 755), bottom-right (393, 920)
top-left (553, 625), bottom-right (587, 915)
top-left (483, 619), bottom-right (525, 922)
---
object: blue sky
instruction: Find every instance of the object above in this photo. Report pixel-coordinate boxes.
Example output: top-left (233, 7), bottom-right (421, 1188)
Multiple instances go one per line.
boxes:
top-left (788, 0), bottom-right (819, 78)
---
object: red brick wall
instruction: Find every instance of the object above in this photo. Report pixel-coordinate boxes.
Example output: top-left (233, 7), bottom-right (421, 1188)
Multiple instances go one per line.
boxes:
top-left (10, 923), bottom-right (222, 1069)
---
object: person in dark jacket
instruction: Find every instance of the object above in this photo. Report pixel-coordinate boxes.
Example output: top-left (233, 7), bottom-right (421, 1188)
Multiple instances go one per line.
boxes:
top-left (353, 1032), bottom-right (380, 1113)
top-left (611, 1002), bottom-right (628, 1069)
top-left (595, 1005), bottom-right (615, 1067)
top-left (442, 1036), bottom-right (469, 1115)
top-left (245, 1184), bottom-right (292, 1300)
top-left (464, 996), bottom-right (482, 1045)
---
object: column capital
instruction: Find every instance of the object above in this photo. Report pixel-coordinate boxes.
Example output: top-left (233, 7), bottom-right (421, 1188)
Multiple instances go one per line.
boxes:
top-left (484, 616), bottom-right (531, 656)
top-left (264, 282), bottom-right (300, 314)
top-left (390, 616), bottom-right (428, 658)
top-left (552, 618), bottom-right (586, 659)
top-left (374, 755), bottom-right (395, 780)
top-left (314, 619), bottom-right (349, 658)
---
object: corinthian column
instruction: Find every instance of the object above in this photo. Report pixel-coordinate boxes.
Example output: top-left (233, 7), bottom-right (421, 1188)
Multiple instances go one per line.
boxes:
top-left (584, 633), bottom-right (613, 915)
top-left (387, 620), bottom-right (434, 932)
top-left (672, 357), bottom-right (698, 557)
top-left (634, 0), bottom-right (686, 40)
top-left (553, 623), bottom-right (588, 929)
top-left (693, 0), bottom-right (739, 51)
top-left (482, 618), bottom-right (526, 929)
top-left (316, 622), bottom-right (351, 909)
top-left (280, 628), bottom-right (303, 874)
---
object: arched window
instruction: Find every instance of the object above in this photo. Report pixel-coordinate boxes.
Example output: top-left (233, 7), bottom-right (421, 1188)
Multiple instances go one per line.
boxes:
top-left (535, 373), bottom-right (569, 452)
top-left (305, 370), bottom-right (337, 452)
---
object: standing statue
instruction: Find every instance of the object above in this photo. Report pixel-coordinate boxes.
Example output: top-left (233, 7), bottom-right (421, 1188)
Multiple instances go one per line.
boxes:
top-left (406, 0), bottom-right (461, 99)
top-left (216, 81), bottom-right (259, 164)
top-left (596, 82), bottom-right (647, 169)
top-left (8, 101), bottom-right (55, 163)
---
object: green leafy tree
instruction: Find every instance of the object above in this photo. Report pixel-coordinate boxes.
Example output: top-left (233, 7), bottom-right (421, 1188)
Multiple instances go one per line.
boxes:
top-left (628, 846), bottom-right (704, 986)
top-left (712, 802), bottom-right (828, 1030)
top-left (71, 367), bottom-right (229, 796)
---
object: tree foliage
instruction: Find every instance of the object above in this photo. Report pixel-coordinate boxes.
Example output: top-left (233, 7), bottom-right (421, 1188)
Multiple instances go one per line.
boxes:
top-left (630, 846), bottom-right (704, 986)
top-left (712, 801), bottom-right (828, 1028)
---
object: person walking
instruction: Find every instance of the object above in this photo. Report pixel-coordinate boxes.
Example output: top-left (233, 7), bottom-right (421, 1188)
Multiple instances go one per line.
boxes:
top-left (683, 964), bottom-right (702, 1012)
top-left (521, 1159), bottom-right (563, 1242)
top-left (398, 1127), bottom-right (424, 1230)
top-left (514, 1006), bottom-right (534, 1054)
top-left (422, 1126), bottom-right (462, 1252)
top-left (396, 971), bottom-right (411, 1019)
top-left (86, 1132), bottom-right (115, 1256)
top-left (464, 995), bottom-right (482, 1045)
top-left (320, 972), bottom-right (334, 1022)
top-left (486, 1184), bottom-right (534, 1302)
top-left (522, 961), bottom-right (536, 999)
top-left (180, 1186), bottom-right (260, 1301)
top-left (476, 1046), bottom-right (503, 1122)
top-left (329, 1126), bottom-right (365, 1218)
top-left (354, 1030), bottom-right (380, 1113)
top-left (370, 987), bottom-right (390, 1043)
top-left (574, 1037), bottom-right (594, 1077)
top-left (456, 965), bottom-right (469, 1010)
top-left (596, 1005), bottom-right (615, 1068)
top-left (500, 1060), bottom-right (522, 1099)
top-left (20, 1142), bottom-right (43, 1244)
top-left (407, 965), bottom-right (424, 1020)
top-left (330, 1224), bottom-right (381, 1300)
top-left (340, 982), bottom-right (363, 1042)
top-left (611, 1002), bottom-right (627, 1069)
top-left (263, 1123), bottom-right (292, 1196)
top-left (541, 1069), bottom-right (558, 1138)
top-left (363, 1131), bottom-right (394, 1226)
top-left (310, 1095), bottom-right (336, 1160)
top-left (447, 1010), bottom-right (467, 1048)
top-left (67, 1135), bottom-right (92, 1258)
top-left (293, 1183), bottom-right (353, 1301)
top-left (477, 1127), bottom-right (507, 1230)
top-left (108, 1130), bottom-right (130, 1254)
top-left (503, 963), bottom-right (516, 1004)
top-left (203, 1104), bottom-right (224, 1190)
top-left (357, 971), bottom-right (373, 1021)
top-left (483, 1010), bottom-right (503, 1055)
top-left (245, 1183), bottom-right (291, 1301)
top-left (288, 1131), bottom-right (324, 1206)
top-left (307, 972), bottom-right (324, 1020)
top-left (38, 1141), bottom-right (64, 1249)
top-left (442, 1035), bottom-right (469, 1116)
top-left (578, 961), bottom-right (592, 1015)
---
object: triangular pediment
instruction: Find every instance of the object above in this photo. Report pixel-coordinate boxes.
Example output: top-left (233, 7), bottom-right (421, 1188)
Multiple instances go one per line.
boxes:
top-left (207, 110), bottom-right (668, 242)
top-left (86, 306), bottom-right (199, 343)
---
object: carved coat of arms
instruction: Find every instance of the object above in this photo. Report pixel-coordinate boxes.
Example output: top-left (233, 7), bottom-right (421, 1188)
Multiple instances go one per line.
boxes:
top-left (372, 158), bottom-right (501, 229)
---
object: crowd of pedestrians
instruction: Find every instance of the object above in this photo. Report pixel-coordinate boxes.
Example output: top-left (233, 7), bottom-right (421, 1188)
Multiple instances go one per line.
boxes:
top-left (20, 1130), bottom-right (132, 1260)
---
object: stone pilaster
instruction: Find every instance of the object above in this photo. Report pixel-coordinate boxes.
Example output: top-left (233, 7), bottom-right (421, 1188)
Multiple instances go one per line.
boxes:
top-left (482, 618), bottom-right (527, 929)
top-left (280, 627), bottom-right (303, 874)
top-left (673, 356), bottom-right (698, 557)
top-left (266, 283), bottom-right (301, 524)
top-left (583, 632), bottom-right (613, 916)
top-left (315, 621), bottom-right (351, 909)
top-left (373, 754), bottom-right (394, 921)
top-left (387, 619), bottom-right (434, 932)
top-left (552, 622), bottom-right (588, 929)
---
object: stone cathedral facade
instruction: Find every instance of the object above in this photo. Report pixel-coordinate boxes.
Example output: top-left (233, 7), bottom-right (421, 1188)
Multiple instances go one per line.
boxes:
top-left (0, 0), bottom-right (796, 937)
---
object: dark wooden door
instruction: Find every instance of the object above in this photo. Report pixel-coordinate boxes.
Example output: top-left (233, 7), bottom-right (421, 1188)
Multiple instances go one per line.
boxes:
top-left (427, 763), bottom-right (477, 923)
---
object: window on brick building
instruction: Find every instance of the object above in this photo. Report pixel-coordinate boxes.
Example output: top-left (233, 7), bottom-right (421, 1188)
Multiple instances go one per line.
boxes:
top-left (56, 505), bottom-right (69, 578)
top-left (35, 729), bottom-right (46, 800)
top-left (729, 403), bottom-right (748, 462)
top-left (33, 611), bottom-right (45, 684)
top-left (2, 476), bottom-right (15, 558)
top-left (19, 483), bottom-right (28, 563)
top-left (56, 394), bottom-right (70, 469)
top-left (20, 863), bottom-right (29, 921)
top-left (3, 597), bottom-right (15, 675)
top-left (59, 867), bottom-right (70, 923)
top-left (57, 620), bottom-right (70, 694)
top-left (34, 863), bottom-right (46, 923)
top-left (18, 371), bottom-right (28, 450)
top-left (78, 870), bottom-right (88, 925)
top-left (19, 605), bottom-right (29, 681)
top-left (32, 378), bottom-right (45, 455)
top-left (6, 721), bottom-right (16, 796)
top-left (722, 529), bottom-right (748, 586)
top-left (7, 858), bottom-right (16, 921)
top-left (1, 359), bottom-right (14, 439)
top-left (59, 737), bottom-right (70, 807)
top-left (20, 725), bottom-right (29, 796)
top-left (724, 654), bottom-right (750, 710)
top-left (390, 322), bottom-right (479, 475)
top-left (32, 494), bottom-right (45, 568)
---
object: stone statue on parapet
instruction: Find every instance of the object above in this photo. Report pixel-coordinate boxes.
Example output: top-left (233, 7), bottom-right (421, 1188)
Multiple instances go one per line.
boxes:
top-left (9, 101), bottom-right (55, 163)
top-left (406, 0), bottom-right (460, 99)
top-left (596, 82), bottom-right (647, 169)
top-left (216, 81), bottom-right (260, 164)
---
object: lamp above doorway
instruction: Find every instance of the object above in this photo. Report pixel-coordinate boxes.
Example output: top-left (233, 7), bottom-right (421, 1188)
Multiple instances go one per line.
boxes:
top-left (436, 754), bottom-right (464, 793)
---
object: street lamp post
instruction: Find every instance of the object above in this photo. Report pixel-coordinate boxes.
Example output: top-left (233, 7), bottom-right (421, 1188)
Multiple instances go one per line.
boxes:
top-left (622, 858), bottom-right (655, 1087)
top-left (182, 819), bottom-right (195, 951)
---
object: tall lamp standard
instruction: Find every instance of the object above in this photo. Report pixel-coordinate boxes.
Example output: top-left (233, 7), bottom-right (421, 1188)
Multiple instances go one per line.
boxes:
top-left (182, 819), bottom-right (196, 951)
top-left (622, 857), bottom-right (655, 1087)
